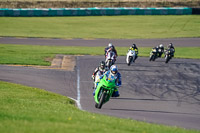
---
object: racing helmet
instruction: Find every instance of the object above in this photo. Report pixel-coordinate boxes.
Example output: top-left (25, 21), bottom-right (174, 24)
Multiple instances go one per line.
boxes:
top-left (168, 43), bottom-right (173, 48)
top-left (100, 61), bottom-right (105, 69)
top-left (132, 44), bottom-right (136, 48)
top-left (108, 43), bottom-right (113, 47)
top-left (110, 65), bottom-right (118, 76)
top-left (159, 44), bottom-right (164, 48)
top-left (169, 43), bottom-right (173, 47)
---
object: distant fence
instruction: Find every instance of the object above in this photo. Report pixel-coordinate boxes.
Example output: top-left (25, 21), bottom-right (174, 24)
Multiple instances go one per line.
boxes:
top-left (0, 7), bottom-right (196, 17)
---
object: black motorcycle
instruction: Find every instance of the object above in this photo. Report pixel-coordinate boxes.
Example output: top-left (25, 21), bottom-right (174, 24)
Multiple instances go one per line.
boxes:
top-left (165, 48), bottom-right (174, 63)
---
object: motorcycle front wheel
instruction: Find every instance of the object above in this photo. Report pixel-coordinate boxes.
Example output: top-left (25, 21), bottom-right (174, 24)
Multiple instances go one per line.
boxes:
top-left (149, 55), bottom-right (153, 61)
top-left (127, 56), bottom-right (133, 66)
top-left (165, 56), bottom-right (170, 63)
top-left (97, 91), bottom-right (106, 109)
top-left (106, 60), bottom-right (112, 69)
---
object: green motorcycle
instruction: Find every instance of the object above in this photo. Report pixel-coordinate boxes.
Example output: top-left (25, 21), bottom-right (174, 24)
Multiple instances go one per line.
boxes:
top-left (94, 75), bottom-right (116, 109)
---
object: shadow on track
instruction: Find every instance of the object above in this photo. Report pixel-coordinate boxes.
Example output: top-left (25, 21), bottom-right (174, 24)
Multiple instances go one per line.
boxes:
top-left (109, 108), bottom-right (200, 116)
top-left (119, 69), bottom-right (148, 72)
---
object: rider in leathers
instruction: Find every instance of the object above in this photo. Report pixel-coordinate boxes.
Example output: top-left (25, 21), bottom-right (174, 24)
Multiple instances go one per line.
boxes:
top-left (93, 65), bottom-right (121, 97)
top-left (104, 43), bottom-right (118, 58)
top-left (166, 43), bottom-right (175, 57)
top-left (157, 44), bottom-right (164, 57)
top-left (128, 43), bottom-right (139, 61)
top-left (92, 61), bottom-right (108, 89)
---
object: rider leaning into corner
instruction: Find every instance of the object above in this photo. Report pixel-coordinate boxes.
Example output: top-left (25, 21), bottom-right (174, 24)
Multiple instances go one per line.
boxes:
top-left (152, 44), bottom-right (164, 57)
top-left (157, 44), bottom-right (164, 57)
top-left (104, 43), bottom-right (118, 58)
top-left (93, 65), bottom-right (121, 97)
top-left (166, 43), bottom-right (175, 57)
top-left (92, 61), bottom-right (108, 88)
top-left (128, 43), bottom-right (139, 62)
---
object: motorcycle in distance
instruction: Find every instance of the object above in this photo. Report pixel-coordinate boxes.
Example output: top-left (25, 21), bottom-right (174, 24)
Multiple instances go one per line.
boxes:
top-left (126, 49), bottom-right (136, 66)
top-left (94, 74), bottom-right (117, 109)
top-left (149, 48), bottom-right (158, 61)
top-left (105, 51), bottom-right (116, 68)
top-left (165, 48), bottom-right (174, 63)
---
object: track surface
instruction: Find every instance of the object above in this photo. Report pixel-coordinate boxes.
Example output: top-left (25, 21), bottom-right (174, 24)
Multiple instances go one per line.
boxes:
top-left (1, 37), bottom-right (200, 47)
top-left (0, 38), bottom-right (200, 130)
top-left (79, 56), bottom-right (200, 130)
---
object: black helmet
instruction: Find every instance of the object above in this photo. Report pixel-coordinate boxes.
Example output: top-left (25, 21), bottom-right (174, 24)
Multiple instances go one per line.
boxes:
top-left (168, 43), bottom-right (173, 48)
top-left (100, 61), bottom-right (105, 69)
top-left (132, 44), bottom-right (136, 48)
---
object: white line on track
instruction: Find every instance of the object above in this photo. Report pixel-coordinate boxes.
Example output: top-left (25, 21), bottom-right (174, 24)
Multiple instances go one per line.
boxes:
top-left (76, 57), bottom-right (82, 110)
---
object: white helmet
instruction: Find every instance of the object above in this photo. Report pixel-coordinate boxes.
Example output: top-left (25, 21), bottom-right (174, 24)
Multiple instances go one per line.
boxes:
top-left (110, 65), bottom-right (118, 76)
top-left (108, 43), bottom-right (113, 47)
top-left (159, 44), bottom-right (163, 48)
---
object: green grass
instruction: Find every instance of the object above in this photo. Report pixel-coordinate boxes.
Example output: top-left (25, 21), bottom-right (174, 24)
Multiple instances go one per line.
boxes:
top-left (0, 16), bottom-right (200, 39)
top-left (0, 81), bottom-right (199, 133)
top-left (0, 44), bottom-right (199, 66)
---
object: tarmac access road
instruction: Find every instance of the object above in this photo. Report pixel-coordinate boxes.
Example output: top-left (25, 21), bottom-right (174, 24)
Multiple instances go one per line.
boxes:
top-left (0, 37), bottom-right (200, 130)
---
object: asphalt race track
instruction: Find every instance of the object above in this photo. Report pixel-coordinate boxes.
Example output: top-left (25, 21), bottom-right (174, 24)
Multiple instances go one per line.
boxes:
top-left (78, 56), bottom-right (200, 130)
top-left (0, 38), bottom-right (200, 130)
top-left (1, 37), bottom-right (200, 47)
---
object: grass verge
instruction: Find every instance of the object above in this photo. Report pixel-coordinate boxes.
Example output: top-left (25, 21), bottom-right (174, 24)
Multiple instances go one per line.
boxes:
top-left (0, 16), bottom-right (200, 39)
top-left (0, 44), bottom-right (199, 66)
top-left (0, 81), bottom-right (199, 133)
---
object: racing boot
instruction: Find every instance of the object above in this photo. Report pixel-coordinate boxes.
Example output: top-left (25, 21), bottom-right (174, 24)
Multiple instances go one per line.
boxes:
top-left (112, 89), bottom-right (120, 97)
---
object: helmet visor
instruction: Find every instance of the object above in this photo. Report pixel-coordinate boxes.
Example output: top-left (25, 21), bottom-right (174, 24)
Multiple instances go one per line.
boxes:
top-left (111, 70), bottom-right (117, 74)
top-left (100, 65), bottom-right (105, 69)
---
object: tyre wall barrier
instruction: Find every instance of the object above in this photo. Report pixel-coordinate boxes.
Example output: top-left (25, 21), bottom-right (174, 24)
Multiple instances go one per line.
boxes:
top-left (192, 8), bottom-right (200, 14)
top-left (0, 7), bottom-right (194, 17)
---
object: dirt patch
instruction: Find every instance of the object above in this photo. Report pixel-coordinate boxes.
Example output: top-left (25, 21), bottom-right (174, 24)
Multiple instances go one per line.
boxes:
top-left (14, 55), bottom-right (76, 71)
top-left (43, 55), bottom-right (76, 71)
top-left (61, 55), bottom-right (76, 71)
